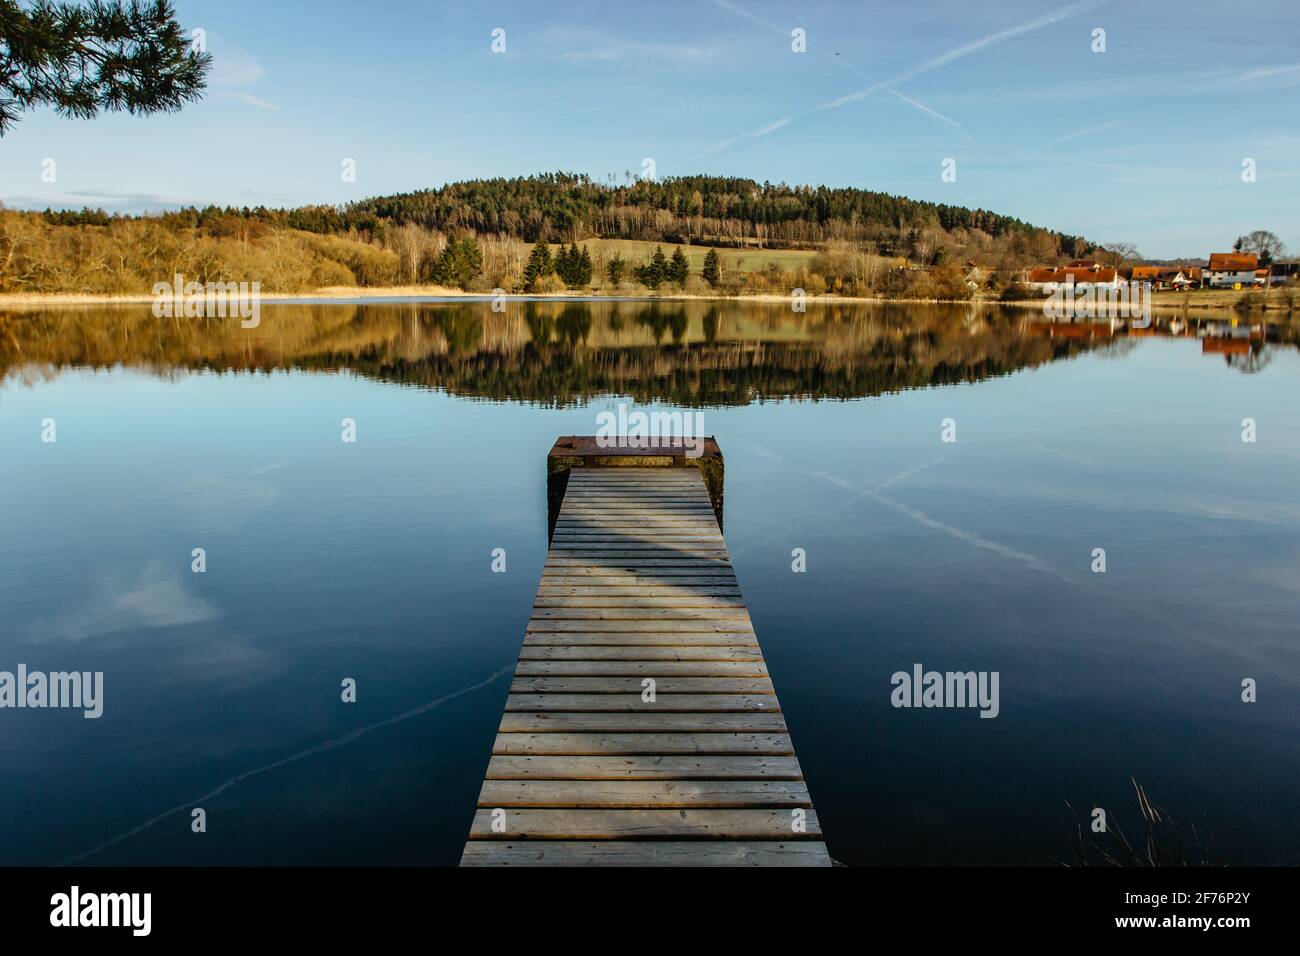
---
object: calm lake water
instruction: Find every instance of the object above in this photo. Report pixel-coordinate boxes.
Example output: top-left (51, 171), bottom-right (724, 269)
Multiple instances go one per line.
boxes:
top-left (2, 300), bottom-right (1297, 866)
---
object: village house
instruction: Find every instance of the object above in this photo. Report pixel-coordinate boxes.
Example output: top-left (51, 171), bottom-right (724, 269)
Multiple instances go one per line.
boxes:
top-left (1026, 262), bottom-right (1123, 293)
top-left (1203, 252), bottom-right (1260, 289)
top-left (1129, 265), bottom-right (1190, 290)
top-left (963, 262), bottom-right (989, 291)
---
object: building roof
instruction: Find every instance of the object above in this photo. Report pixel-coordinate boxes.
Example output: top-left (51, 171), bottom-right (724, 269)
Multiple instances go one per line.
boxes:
top-left (1128, 266), bottom-right (1187, 282)
top-left (1029, 265), bottom-right (1120, 283)
top-left (1207, 252), bottom-right (1258, 271)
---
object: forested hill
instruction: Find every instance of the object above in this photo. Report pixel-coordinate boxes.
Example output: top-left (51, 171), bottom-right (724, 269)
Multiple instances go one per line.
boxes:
top-left (34, 172), bottom-right (1098, 269)
top-left (340, 172), bottom-right (1092, 259)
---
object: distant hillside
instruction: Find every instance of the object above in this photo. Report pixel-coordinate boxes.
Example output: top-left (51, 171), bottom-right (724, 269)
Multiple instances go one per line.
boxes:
top-left (4, 172), bottom-right (1107, 296)
top-left (34, 171), bottom-right (1096, 269)
top-left (344, 172), bottom-right (1095, 264)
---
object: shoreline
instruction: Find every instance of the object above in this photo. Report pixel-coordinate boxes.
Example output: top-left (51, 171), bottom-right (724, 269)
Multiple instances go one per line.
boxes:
top-left (0, 286), bottom-right (1293, 317)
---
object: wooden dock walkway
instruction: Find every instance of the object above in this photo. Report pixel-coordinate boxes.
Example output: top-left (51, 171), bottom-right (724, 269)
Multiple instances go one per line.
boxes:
top-left (461, 453), bottom-right (830, 866)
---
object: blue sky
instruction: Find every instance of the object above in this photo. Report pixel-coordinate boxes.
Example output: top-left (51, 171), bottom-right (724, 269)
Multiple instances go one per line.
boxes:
top-left (1, 0), bottom-right (1298, 258)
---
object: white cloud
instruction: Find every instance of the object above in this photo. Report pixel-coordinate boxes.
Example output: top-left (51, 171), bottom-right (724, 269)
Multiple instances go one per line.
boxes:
top-left (35, 562), bottom-right (218, 642)
top-left (231, 92), bottom-right (283, 112)
top-left (208, 49), bottom-right (269, 88)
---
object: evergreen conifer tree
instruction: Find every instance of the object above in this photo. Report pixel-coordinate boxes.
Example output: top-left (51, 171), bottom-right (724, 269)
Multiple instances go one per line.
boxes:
top-left (702, 248), bottom-right (721, 287)
top-left (523, 240), bottom-right (554, 291)
top-left (0, 0), bottom-right (211, 133)
top-left (669, 247), bottom-right (689, 285)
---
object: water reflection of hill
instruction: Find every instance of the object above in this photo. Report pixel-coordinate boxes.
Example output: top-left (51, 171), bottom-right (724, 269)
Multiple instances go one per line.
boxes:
top-left (4, 300), bottom-right (1274, 406)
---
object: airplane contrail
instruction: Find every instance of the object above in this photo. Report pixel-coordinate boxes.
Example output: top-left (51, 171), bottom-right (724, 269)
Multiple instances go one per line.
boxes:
top-left (709, 0), bottom-right (967, 132)
top-left (693, 0), bottom-right (1102, 160)
top-left (815, 0), bottom-right (1108, 111)
top-left (57, 665), bottom-right (513, 865)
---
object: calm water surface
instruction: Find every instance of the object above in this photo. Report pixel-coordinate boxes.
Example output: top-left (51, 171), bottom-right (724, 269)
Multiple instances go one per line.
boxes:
top-left (2, 301), bottom-right (1297, 866)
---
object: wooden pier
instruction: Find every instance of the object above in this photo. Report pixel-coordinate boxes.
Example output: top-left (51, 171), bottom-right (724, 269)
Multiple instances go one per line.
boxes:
top-left (461, 439), bottom-right (829, 866)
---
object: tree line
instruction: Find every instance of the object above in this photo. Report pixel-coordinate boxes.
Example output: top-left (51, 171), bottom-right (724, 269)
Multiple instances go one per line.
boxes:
top-left (343, 172), bottom-right (1094, 258)
top-left (32, 171), bottom-right (1098, 268)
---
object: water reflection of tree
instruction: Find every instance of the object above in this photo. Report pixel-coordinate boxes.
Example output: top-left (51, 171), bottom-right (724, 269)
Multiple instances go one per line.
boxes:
top-left (703, 307), bottom-right (720, 345)
top-left (433, 306), bottom-right (483, 356)
top-left (4, 302), bottom-right (1293, 407)
top-left (524, 302), bottom-right (553, 346)
top-left (556, 304), bottom-right (592, 346)
top-left (635, 304), bottom-right (688, 345)
top-left (1225, 346), bottom-right (1273, 374)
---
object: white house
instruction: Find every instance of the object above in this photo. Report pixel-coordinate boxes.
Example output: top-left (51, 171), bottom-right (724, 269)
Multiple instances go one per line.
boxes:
top-left (1203, 253), bottom-right (1259, 289)
top-left (1026, 263), bottom-right (1123, 293)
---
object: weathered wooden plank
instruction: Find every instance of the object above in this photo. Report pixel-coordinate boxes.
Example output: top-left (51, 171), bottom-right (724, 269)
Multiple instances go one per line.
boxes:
top-left (543, 556), bottom-right (730, 564)
top-left (564, 487), bottom-right (705, 493)
top-left (551, 528), bottom-right (723, 535)
top-left (520, 634), bottom-right (759, 650)
top-left (541, 574), bottom-right (736, 583)
top-left (468, 808), bottom-right (819, 840)
top-left (553, 533), bottom-right (722, 541)
top-left (519, 645), bottom-right (762, 660)
top-left (541, 570), bottom-right (736, 579)
top-left (509, 676), bottom-right (774, 694)
top-left (553, 521), bottom-right (722, 529)
top-left (513, 660), bottom-right (768, 677)
top-left (529, 608), bottom-right (751, 620)
top-left (562, 498), bottom-right (706, 504)
top-left (566, 471), bottom-right (703, 479)
top-left (562, 497), bottom-right (708, 502)
top-left (475, 779), bottom-right (806, 807)
top-left (559, 509), bottom-right (716, 517)
top-left (555, 522), bottom-right (717, 530)
top-left (549, 541), bottom-right (722, 547)
top-left (496, 712), bottom-right (788, 734)
top-left (527, 620), bottom-right (753, 633)
top-left (536, 585), bottom-right (743, 596)
top-left (504, 694), bottom-right (778, 712)
top-left (542, 566), bottom-right (734, 575)
top-left (565, 475), bottom-right (703, 482)
top-left (460, 841), bottom-right (832, 867)
top-left (546, 555), bottom-right (732, 563)
top-left (550, 533), bottom-right (725, 542)
top-left (558, 511), bottom-right (715, 518)
top-left (561, 495), bottom-right (712, 502)
top-left (549, 539), bottom-right (726, 548)
top-left (533, 595), bottom-right (746, 609)
top-left (546, 541), bottom-right (728, 548)
top-left (564, 480), bottom-right (705, 486)
top-left (492, 732), bottom-right (792, 755)
top-left (486, 754), bottom-right (803, 780)
top-left (553, 528), bottom-right (720, 536)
